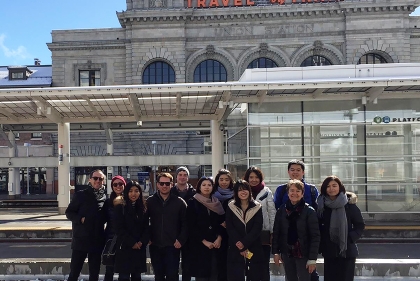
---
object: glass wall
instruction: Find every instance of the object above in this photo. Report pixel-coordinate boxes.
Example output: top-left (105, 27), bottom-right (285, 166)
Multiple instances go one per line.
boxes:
top-left (227, 99), bottom-right (420, 212)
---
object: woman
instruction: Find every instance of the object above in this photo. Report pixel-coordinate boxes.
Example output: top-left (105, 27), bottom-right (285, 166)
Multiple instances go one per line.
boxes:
top-left (213, 168), bottom-right (235, 281)
top-left (103, 175), bottom-right (126, 281)
top-left (225, 180), bottom-right (263, 281)
top-left (113, 181), bottom-right (149, 281)
top-left (243, 166), bottom-right (276, 281)
top-left (272, 179), bottom-right (320, 281)
top-left (214, 168), bottom-right (235, 206)
top-left (317, 176), bottom-right (365, 281)
top-left (187, 176), bottom-right (225, 281)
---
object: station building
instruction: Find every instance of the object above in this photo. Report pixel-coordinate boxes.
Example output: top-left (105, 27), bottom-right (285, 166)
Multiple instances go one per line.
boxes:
top-left (1, 0), bottom-right (420, 215)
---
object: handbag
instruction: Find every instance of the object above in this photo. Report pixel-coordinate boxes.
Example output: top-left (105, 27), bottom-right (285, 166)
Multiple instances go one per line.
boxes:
top-left (101, 235), bottom-right (118, 266)
top-left (260, 230), bottom-right (271, 245)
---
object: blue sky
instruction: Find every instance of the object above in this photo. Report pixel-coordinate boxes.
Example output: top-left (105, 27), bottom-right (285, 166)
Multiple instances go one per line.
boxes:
top-left (1, 2), bottom-right (419, 66)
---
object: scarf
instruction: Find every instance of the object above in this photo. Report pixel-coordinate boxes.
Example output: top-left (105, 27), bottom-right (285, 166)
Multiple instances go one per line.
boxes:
top-left (317, 192), bottom-right (348, 257)
top-left (193, 193), bottom-right (225, 215)
top-left (214, 186), bottom-right (234, 203)
top-left (285, 198), bottom-right (305, 258)
top-left (251, 182), bottom-right (265, 199)
top-left (90, 184), bottom-right (106, 210)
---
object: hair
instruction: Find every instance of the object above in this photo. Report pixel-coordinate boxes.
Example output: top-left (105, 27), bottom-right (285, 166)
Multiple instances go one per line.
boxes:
top-left (157, 172), bottom-right (173, 182)
top-left (196, 176), bottom-right (216, 195)
top-left (124, 180), bottom-right (147, 213)
top-left (233, 179), bottom-right (252, 207)
top-left (288, 159), bottom-right (306, 171)
top-left (320, 175), bottom-right (346, 196)
top-left (243, 166), bottom-right (264, 183)
top-left (214, 168), bottom-right (234, 190)
top-left (286, 179), bottom-right (305, 193)
top-left (89, 169), bottom-right (105, 178)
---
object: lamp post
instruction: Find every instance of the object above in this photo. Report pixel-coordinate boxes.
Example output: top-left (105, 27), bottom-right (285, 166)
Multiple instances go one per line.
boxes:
top-left (152, 141), bottom-right (157, 193)
top-left (23, 143), bottom-right (31, 195)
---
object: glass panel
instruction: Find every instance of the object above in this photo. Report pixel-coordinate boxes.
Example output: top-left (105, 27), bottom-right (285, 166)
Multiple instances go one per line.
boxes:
top-left (143, 61), bottom-right (175, 84)
top-left (301, 55), bottom-right (332, 67)
top-left (193, 60), bottom-right (227, 83)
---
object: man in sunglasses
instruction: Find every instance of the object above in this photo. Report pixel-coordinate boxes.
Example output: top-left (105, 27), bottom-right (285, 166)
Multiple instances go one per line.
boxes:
top-left (147, 172), bottom-right (187, 281)
top-left (170, 166), bottom-right (195, 281)
top-left (66, 169), bottom-right (107, 281)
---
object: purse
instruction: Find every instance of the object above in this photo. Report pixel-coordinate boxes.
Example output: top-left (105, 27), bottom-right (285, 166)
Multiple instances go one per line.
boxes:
top-left (260, 230), bottom-right (271, 245)
top-left (101, 235), bottom-right (118, 266)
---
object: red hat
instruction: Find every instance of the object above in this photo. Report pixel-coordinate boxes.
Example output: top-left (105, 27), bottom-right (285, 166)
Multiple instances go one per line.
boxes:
top-left (111, 175), bottom-right (126, 186)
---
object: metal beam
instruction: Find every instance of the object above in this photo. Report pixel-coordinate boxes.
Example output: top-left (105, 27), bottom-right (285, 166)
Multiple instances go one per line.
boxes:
top-left (1, 154), bottom-right (212, 168)
top-left (367, 87), bottom-right (385, 103)
top-left (257, 90), bottom-right (267, 106)
top-left (32, 97), bottom-right (63, 124)
top-left (128, 93), bottom-right (142, 122)
top-left (216, 91), bottom-right (232, 122)
top-left (312, 88), bottom-right (324, 99)
top-left (0, 128), bottom-right (14, 148)
top-left (0, 107), bottom-right (20, 122)
top-left (103, 122), bottom-right (113, 145)
top-left (82, 95), bottom-right (102, 120)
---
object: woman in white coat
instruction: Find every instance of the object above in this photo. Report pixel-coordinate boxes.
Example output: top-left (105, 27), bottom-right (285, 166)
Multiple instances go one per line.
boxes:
top-left (244, 166), bottom-right (276, 281)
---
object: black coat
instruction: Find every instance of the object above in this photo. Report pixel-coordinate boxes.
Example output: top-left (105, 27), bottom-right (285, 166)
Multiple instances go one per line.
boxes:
top-left (103, 198), bottom-right (117, 240)
top-left (271, 201), bottom-right (320, 261)
top-left (225, 200), bottom-right (264, 264)
top-left (186, 198), bottom-right (225, 278)
top-left (318, 192), bottom-right (365, 258)
top-left (113, 202), bottom-right (149, 274)
top-left (146, 192), bottom-right (188, 248)
top-left (65, 186), bottom-right (106, 252)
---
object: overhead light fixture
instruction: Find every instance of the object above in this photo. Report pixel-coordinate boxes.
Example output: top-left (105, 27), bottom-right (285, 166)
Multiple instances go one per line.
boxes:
top-left (361, 96), bottom-right (367, 105)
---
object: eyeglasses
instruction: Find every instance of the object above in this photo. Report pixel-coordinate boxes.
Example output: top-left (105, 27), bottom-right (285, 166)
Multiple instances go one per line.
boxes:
top-left (112, 182), bottom-right (124, 187)
top-left (158, 182), bottom-right (171, 186)
top-left (92, 177), bottom-right (104, 181)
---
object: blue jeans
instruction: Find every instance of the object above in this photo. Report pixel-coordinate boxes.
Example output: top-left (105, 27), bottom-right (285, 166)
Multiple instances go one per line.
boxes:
top-left (150, 245), bottom-right (180, 281)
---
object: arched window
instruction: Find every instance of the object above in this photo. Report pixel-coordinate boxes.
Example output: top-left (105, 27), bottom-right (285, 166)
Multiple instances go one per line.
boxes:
top-left (143, 61), bottom-right (175, 84)
top-left (358, 53), bottom-right (388, 64)
top-left (301, 56), bottom-right (332, 67)
top-left (247, 57), bottom-right (278, 69)
top-left (193, 60), bottom-right (227, 83)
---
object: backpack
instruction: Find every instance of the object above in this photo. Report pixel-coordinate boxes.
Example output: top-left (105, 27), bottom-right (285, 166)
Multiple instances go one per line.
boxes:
top-left (279, 183), bottom-right (318, 210)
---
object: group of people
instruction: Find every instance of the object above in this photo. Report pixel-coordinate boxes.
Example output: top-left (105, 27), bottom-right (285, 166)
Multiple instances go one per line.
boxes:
top-left (65, 160), bottom-right (365, 281)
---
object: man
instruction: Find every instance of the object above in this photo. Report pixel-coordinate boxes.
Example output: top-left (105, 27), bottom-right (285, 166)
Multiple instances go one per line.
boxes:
top-left (66, 169), bottom-right (107, 281)
top-left (147, 172), bottom-right (188, 281)
top-left (273, 159), bottom-right (320, 281)
top-left (170, 166), bottom-right (195, 281)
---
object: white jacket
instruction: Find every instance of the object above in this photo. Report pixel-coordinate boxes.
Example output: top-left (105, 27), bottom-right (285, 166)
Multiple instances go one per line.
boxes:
top-left (254, 186), bottom-right (276, 232)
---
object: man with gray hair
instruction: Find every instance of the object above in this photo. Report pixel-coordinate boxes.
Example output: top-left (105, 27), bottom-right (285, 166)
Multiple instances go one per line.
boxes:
top-left (170, 166), bottom-right (195, 281)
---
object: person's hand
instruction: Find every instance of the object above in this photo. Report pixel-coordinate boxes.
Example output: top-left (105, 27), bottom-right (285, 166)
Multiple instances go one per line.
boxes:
top-left (240, 250), bottom-right (248, 258)
top-left (81, 217), bottom-right (85, 224)
top-left (235, 241), bottom-right (244, 250)
top-left (202, 240), bottom-right (214, 249)
top-left (174, 239), bottom-right (182, 249)
top-left (307, 264), bottom-right (316, 274)
top-left (273, 254), bottom-right (282, 266)
top-left (213, 236), bottom-right (222, 249)
top-left (137, 242), bottom-right (142, 249)
top-left (221, 221), bottom-right (226, 228)
top-left (132, 243), bottom-right (140, 249)
top-left (148, 240), bottom-right (152, 245)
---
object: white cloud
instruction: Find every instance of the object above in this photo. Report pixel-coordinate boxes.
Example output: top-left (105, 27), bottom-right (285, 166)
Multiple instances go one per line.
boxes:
top-left (0, 34), bottom-right (30, 60)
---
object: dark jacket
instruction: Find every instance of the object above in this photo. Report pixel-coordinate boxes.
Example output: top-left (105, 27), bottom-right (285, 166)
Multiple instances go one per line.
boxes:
top-left (271, 201), bottom-right (320, 261)
top-left (65, 186), bottom-right (107, 252)
top-left (186, 198), bottom-right (225, 278)
top-left (103, 197), bottom-right (117, 240)
top-left (113, 200), bottom-right (149, 274)
top-left (318, 192), bottom-right (365, 258)
top-left (146, 192), bottom-right (188, 248)
top-left (171, 184), bottom-right (196, 201)
top-left (225, 200), bottom-right (263, 264)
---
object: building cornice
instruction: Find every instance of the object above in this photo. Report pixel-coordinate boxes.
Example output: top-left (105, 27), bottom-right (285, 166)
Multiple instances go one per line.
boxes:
top-left (117, 2), bottom-right (417, 24)
top-left (47, 41), bottom-right (127, 51)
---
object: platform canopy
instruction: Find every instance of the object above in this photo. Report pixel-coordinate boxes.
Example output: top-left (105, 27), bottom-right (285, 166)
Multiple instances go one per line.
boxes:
top-left (0, 63), bottom-right (419, 131)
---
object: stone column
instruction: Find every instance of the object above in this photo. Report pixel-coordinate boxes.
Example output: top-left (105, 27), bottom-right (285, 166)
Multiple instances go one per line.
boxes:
top-left (57, 123), bottom-right (71, 215)
top-left (107, 141), bottom-right (114, 195)
top-left (404, 124), bottom-right (414, 205)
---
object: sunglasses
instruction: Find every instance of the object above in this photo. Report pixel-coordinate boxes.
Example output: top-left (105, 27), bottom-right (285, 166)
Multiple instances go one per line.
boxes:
top-left (92, 176), bottom-right (104, 181)
top-left (112, 182), bottom-right (124, 187)
top-left (158, 182), bottom-right (171, 186)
